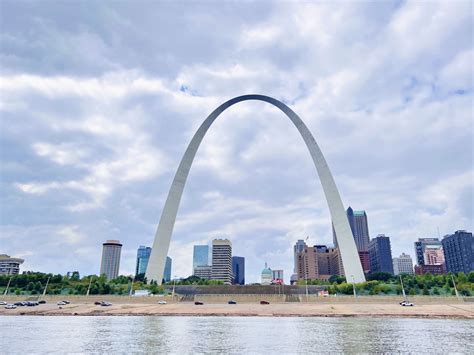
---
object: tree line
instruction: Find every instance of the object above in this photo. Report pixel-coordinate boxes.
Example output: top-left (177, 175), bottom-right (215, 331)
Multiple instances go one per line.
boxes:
top-left (298, 272), bottom-right (474, 296)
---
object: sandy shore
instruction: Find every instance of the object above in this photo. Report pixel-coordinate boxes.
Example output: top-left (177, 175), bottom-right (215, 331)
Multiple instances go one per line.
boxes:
top-left (1, 301), bottom-right (473, 318)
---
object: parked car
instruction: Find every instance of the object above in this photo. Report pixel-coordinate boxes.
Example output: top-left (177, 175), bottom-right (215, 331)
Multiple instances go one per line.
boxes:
top-left (260, 300), bottom-right (270, 305)
top-left (0, 301), bottom-right (7, 305)
top-left (194, 301), bottom-right (204, 305)
top-left (61, 300), bottom-right (71, 304)
top-left (14, 302), bottom-right (25, 306)
top-left (38, 300), bottom-right (46, 304)
top-left (400, 301), bottom-right (414, 307)
top-left (26, 301), bottom-right (38, 307)
top-left (94, 301), bottom-right (102, 305)
top-left (228, 300), bottom-right (237, 305)
top-left (100, 301), bottom-right (112, 306)
top-left (157, 301), bottom-right (167, 305)
top-left (57, 301), bottom-right (67, 306)
top-left (5, 304), bottom-right (17, 309)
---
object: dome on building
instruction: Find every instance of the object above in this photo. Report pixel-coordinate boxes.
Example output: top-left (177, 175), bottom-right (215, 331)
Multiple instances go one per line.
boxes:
top-left (261, 262), bottom-right (272, 275)
top-left (261, 262), bottom-right (273, 285)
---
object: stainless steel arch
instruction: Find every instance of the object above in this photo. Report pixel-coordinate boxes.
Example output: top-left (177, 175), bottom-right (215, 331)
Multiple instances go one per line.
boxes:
top-left (146, 94), bottom-right (366, 284)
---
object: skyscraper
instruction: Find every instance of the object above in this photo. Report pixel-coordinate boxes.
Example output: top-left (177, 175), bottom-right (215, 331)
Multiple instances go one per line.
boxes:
top-left (293, 239), bottom-right (307, 274)
top-left (442, 230), bottom-right (473, 274)
top-left (135, 246), bottom-right (152, 276)
top-left (392, 253), bottom-right (414, 275)
top-left (163, 256), bottom-right (172, 283)
top-left (232, 256), bottom-right (245, 285)
top-left (193, 245), bottom-right (209, 273)
top-left (414, 238), bottom-right (442, 266)
top-left (333, 207), bottom-right (370, 252)
top-left (297, 245), bottom-right (344, 280)
top-left (368, 235), bottom-right (394, 274)
top-left (100, 240), bottom-right (122, 281)
top-left (194, 265), bottom-right (212, 280)
top-left (211, 239), bottom-right (232, 284)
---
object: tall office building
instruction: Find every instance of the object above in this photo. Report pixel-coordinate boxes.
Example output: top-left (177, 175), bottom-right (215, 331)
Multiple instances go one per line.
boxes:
top-left (100, 240), bottom-right (122, 281)
top-left (211, 239), bottom-right (232, 284)
top-left (368, 235), bottom-right (394, 274)
top-left (414, 238), bottom-right (442, 265)
top-left (163, 256), bottom-right (172, 282)
top-left (358, 251), bottom-right (370, 274)
top-left (297, 245), bottom-right (344, 281)
top-left (135, 246), bottom-right (152, 276)
top-left (232, 256), bottom-right (245, 285)
top-left (0, 254), bottom-right (24, 275)
top-left (194, 265), bottom-right (212, 280)
top-left (392, 253), bottom-right (414, 275)
top-left (442, 230), bottom-right (473, 274)
top-left (293, 239), bottom-right (307, 273)
top-left (193, 245), bottom-right (209, 273)
top-left (333, 207), bottom-right (370, 252)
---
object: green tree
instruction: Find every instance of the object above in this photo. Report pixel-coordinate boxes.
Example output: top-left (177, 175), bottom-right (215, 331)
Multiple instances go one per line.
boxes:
top-left (457, 272), bottom-right (467, 284)
top-left (367, 272), bottom-right (393, 282)
top-left (328, 275), bottom-right (346, 284)
top-left (467, 272), bottom-right (474, 283)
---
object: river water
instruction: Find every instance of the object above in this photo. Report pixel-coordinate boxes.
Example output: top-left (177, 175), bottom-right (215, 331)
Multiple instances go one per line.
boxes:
top-left (1, 316), bottom-right (472, 353)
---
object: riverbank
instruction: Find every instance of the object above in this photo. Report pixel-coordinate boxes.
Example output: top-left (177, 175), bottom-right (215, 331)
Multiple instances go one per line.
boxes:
top-left (1, 301), bottom-right (473, 318)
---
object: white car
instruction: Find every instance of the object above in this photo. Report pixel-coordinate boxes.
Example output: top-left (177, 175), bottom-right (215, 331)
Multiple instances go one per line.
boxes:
top-left (0, 301), bottom-right (7, 305)
top-left (400, 301), bottom-right (414, 307)
top-left (5, 304), bottom-right (17, 309)
top-left (57, 301), bottom-right (67, 306)
top-left (157, 301), bottom-right (167, 305)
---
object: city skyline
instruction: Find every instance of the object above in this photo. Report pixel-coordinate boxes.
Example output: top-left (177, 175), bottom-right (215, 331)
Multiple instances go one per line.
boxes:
top-left (1, 1), bottom-right (472, 284)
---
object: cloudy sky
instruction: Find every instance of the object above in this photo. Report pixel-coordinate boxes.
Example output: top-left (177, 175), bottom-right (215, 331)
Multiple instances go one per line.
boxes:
top-left (1, 1), bottom-right (472, 283)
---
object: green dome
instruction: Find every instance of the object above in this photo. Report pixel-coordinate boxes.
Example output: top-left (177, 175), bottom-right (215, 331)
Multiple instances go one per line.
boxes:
top-left (261, 262), bottom-right (272, 275)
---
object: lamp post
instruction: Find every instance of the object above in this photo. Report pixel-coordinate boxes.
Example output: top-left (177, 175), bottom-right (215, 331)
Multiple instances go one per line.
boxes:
top-left (86, 276), bottom-right (94, 296)
top-left (399, 275), bottom-right (407, 301)
top-left (351, 275), bottom-right (357, 298)
top-left (451, 274), bottom-right (460, 300)
top-left (40, 276), bottom-right (50, 301)
top-left (172, 275), bottom-right (177, 302)
top-left (305, 236), bottom-right (309, 302)
top-left (3, 276), bottom-right (12, 299)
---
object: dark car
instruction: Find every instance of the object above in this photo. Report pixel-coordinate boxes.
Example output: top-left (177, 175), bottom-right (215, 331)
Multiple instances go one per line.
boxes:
top-left (94, 301), bottom-right (102, 305)
top-left (260, 300), bottom-right (270, 305)
top-left (194, 301), bottom-right (204, 305)
top-left (228, 300), bottom-right (237, 304)
top-left (38, 300), bottom-right (46, 304)
top-left (14, 302), bottom-right (25, 306)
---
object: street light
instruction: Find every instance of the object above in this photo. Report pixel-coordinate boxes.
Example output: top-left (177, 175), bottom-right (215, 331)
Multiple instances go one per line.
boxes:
top-left (351, 275), bottom-right (357, 298)
top-left (86, 276), bottom-right (94, 296)
top-left (451, 274), bottom-right (460, 300)
top-left (305, 236), bottom-right (309, 302)
top-left (172, 275), bottom-right (178, 301)
top-left (3, 276), bottom-right (12, 298)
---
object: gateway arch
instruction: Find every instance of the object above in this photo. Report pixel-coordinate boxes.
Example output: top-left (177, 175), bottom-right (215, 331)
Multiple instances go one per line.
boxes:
top-left (146, 94), bottom-right (366, 284)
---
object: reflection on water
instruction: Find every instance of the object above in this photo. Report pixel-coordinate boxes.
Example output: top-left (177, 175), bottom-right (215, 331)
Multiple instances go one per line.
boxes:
top-left (2, 316), bottom-right (472, 353)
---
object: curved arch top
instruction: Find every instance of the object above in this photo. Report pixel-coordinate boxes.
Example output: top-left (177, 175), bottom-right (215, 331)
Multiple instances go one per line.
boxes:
top-left (145, 94), bottom-right (365, 284)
